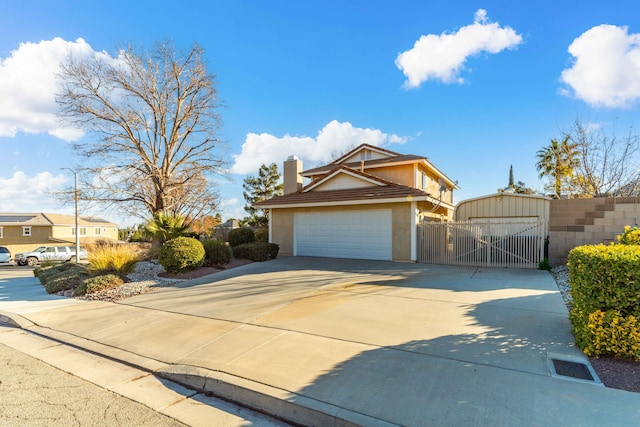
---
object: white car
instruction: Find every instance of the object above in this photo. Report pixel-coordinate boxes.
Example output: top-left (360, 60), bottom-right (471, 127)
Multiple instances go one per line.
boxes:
top-left (0, 246), bottom-right (10, 263)
top-left (15, 246), bottom-right (88, 266)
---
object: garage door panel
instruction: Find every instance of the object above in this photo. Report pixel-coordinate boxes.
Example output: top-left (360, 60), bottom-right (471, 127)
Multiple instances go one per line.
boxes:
top-left (294, 210), bottom-right (392, 260)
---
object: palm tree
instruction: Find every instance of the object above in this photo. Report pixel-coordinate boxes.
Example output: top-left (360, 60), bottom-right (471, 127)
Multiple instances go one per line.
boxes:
top-left (536, 136), bottom-right (580, 198)
top-left (145, 211), bottom-right (190, 247)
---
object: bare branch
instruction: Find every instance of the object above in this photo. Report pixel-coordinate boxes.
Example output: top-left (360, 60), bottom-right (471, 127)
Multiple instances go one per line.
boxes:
top-left (56, 41), bottom-right (226, 218)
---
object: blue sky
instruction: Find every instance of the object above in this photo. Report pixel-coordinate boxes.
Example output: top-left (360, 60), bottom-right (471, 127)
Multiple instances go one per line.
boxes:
top-left (2, 1), bottom-right (640, 226)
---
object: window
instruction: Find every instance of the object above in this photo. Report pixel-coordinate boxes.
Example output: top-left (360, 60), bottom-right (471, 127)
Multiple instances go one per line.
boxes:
top-left (422, 172), bottom-right (428, 190)
top-left (72, 227), bottom-right (76, 236)
top-left (0, 226), bottom-right (3, 238)
top-left (95, 227), bottom-right (101, 235)
top-left (22, 226), bottom-right (32, 236)
top-left (79, 227), bottom-right (87, 236)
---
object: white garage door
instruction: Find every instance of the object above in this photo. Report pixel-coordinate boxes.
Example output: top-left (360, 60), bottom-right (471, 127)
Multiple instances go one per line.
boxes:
top-left (294, 209), bottom-right (392, 260)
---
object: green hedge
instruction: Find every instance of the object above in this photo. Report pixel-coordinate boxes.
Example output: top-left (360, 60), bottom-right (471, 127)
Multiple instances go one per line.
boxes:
top-left (158, 237), bottom-right (205, 273)
top-left (233, 242), bottom-right (279, 262)
top-left (202, 239), bottom-right (232, 266)
top-left (254, 229), bottom-right (269, 243)
top-left (568, 244), bottom-right (640, 359)
top-left (228, 227), bottom-right (255, 247)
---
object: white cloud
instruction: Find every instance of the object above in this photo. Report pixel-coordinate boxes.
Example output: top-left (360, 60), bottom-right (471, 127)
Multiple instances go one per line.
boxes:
top-left (0, 171), bottom-right (68, 212)
top-left (560, 25), bottom-right (640, 108)
top-left (217, 198), bottom-right (245, 220)
top-left (0, 37), bottom-right (97, 141)
top-left (395, 9), bottom-right (522, 88)
top-left (231, 120), bottom-right (408, 175)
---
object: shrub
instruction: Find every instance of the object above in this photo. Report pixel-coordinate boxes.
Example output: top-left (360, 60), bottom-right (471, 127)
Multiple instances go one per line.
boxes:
top-left (255, 229), bottom-right (269, 243)
top-left (538, 258), bottom-right (551, 271)
top-left (570, 309), bottom-right (640, 359)
top-left (37, 263), bottom-right (90, 294)
top-left (568, 244), bottom-right (640, 359)
top-left (88, 243), bottom-right (139, 275)
top-left (269, 243), bottom-right (279, 259)
top-left (617, 225), bottom-right (640, 245)
top-left (202, 239), bottom-right (232, 266)
top-left (232, 242), bottom-right (278, 262)
top-left (228, 227), bottom-right (255, 247)
top-left (568, 244), bottom-right (640, 314)
top-left (75, 274), bottom-right (124, 296)
top-left (158, 237), bottom-right (205, 273)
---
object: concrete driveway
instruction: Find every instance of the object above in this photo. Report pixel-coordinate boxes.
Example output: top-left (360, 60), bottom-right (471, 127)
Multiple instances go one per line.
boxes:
top-left (2, 257), bottom-right (639, 426)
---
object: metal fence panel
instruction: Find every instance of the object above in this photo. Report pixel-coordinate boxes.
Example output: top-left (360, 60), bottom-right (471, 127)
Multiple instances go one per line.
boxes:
top-left (417, 220), bottom-right (546, 268)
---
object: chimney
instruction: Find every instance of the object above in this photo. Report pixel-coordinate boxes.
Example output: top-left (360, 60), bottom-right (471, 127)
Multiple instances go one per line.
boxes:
top-left (283, 155), bottom-right (303, 194)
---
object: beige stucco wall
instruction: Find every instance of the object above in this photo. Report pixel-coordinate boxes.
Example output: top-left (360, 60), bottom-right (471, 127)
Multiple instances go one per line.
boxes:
top-left (0, 225), bottom-right (55, 255)
top-left (456, 194), bottom-right (550, 221)
top-left (270, 203), bottom-right (416, 262)
top-left (371, 164), bottom-right (415, 188)
top-left (50, 225), bottom-right (118, 242)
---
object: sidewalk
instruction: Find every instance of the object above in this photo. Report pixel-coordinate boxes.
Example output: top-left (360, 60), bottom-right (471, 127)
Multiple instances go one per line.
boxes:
top-left (2, 258), bottom-right (640, 426)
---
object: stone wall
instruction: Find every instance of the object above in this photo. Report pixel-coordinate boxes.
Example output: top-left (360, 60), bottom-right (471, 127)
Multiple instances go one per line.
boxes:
top-left (548, 197), bottom-right (640, 266)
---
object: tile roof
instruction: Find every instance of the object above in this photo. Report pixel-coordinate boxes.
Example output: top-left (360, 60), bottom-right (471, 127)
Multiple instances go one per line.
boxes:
top-left (256, 166), bottom-right (436, 207)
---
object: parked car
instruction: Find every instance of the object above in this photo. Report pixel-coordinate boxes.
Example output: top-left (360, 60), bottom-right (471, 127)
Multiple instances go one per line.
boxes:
top-left (14, 246), bottom-right (88, 266)
top-left (0, 246), bottom-right (10, 263)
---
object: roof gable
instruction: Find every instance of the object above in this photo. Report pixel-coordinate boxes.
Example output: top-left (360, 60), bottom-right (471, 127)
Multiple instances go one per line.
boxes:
top-left (304, 166), bottom-right (387, 192)
top-left (331, 144), bottom-right (401, 165)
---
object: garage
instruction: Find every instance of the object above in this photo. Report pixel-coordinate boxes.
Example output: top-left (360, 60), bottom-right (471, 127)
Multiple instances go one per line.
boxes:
top-left (294, 209), bottom-right (392, 260)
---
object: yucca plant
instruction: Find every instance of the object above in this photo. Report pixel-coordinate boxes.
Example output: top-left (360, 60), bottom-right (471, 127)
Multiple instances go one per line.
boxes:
top-left (145, 211), bottom-right (190, 246)
top-left (88, 243), bottom-right (139, 275)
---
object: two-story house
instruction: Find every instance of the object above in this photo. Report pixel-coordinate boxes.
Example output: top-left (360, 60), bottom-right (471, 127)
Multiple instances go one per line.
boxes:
top-left (0, 213), bottom-right (119, 255)
top-left (254, 144), bottom-right (458, 262)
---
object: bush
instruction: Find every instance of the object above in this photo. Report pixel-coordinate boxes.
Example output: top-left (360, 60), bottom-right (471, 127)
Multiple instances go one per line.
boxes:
top-left (158, 237), bottom-right (205, 273)
top-left (232, 242), bottom-right (279, 262)
top-left (202, 239), bottom-right (232, 266)
top-left (617, 225), bottom-right (640, 245)
top-left (255, 229), bottom-right (269, 243)
top-left (36, 263), bottom-right (90, 294)
top-left (568, 244), bottom-right (640, 359)
top-left (75, 274), bottom-right (124, 296)
top-left (228, 227), bottom-right (255, 247)
top-left (570, 309), bottom-right (640, 359)
top-left (88, 243), bottom-right (139, 275)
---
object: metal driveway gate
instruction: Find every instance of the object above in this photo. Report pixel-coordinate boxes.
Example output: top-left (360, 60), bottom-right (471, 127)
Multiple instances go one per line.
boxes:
top-left (417, 219), bottom-right (546, 268)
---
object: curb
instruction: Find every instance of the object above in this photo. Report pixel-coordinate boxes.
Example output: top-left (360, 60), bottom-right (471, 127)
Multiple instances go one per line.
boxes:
top-left (158, 364), bottom-right (397, 427)
top-left (0, 312), bottom-right (394, 427)
top-left (0, 310), bottom-right (35, 329)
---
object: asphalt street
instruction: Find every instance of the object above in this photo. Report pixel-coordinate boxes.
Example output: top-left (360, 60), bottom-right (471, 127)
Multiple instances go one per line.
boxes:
top-left (0, 338), bottom-right (186, 426)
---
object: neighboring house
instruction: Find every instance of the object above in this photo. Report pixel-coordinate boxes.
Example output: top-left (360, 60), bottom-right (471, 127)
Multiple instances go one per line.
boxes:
top-left (0, 213), bottom-right (119, 256)
top-left (254, 144), bottom-right (458, 262)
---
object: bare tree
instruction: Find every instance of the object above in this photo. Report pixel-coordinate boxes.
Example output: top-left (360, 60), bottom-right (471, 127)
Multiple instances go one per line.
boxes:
top-left (56, 41), bottom-right (226, 221)
top-left (565, 118), bottom-right (640, 197)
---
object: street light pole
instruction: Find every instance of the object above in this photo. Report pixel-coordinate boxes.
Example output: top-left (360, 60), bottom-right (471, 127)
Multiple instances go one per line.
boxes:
top-left (62, 168), bottom-right (80, 264)
top-left (73, 171), bottom-right (79, 264)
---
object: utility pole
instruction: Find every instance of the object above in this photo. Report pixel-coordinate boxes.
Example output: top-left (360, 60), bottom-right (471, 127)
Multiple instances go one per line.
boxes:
top-left (62, 168), bottom-right (80, 263)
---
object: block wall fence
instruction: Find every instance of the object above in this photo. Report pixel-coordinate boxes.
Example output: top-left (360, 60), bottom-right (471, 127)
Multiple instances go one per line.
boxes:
top-left (548, 197), bottom-right (640, 266)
